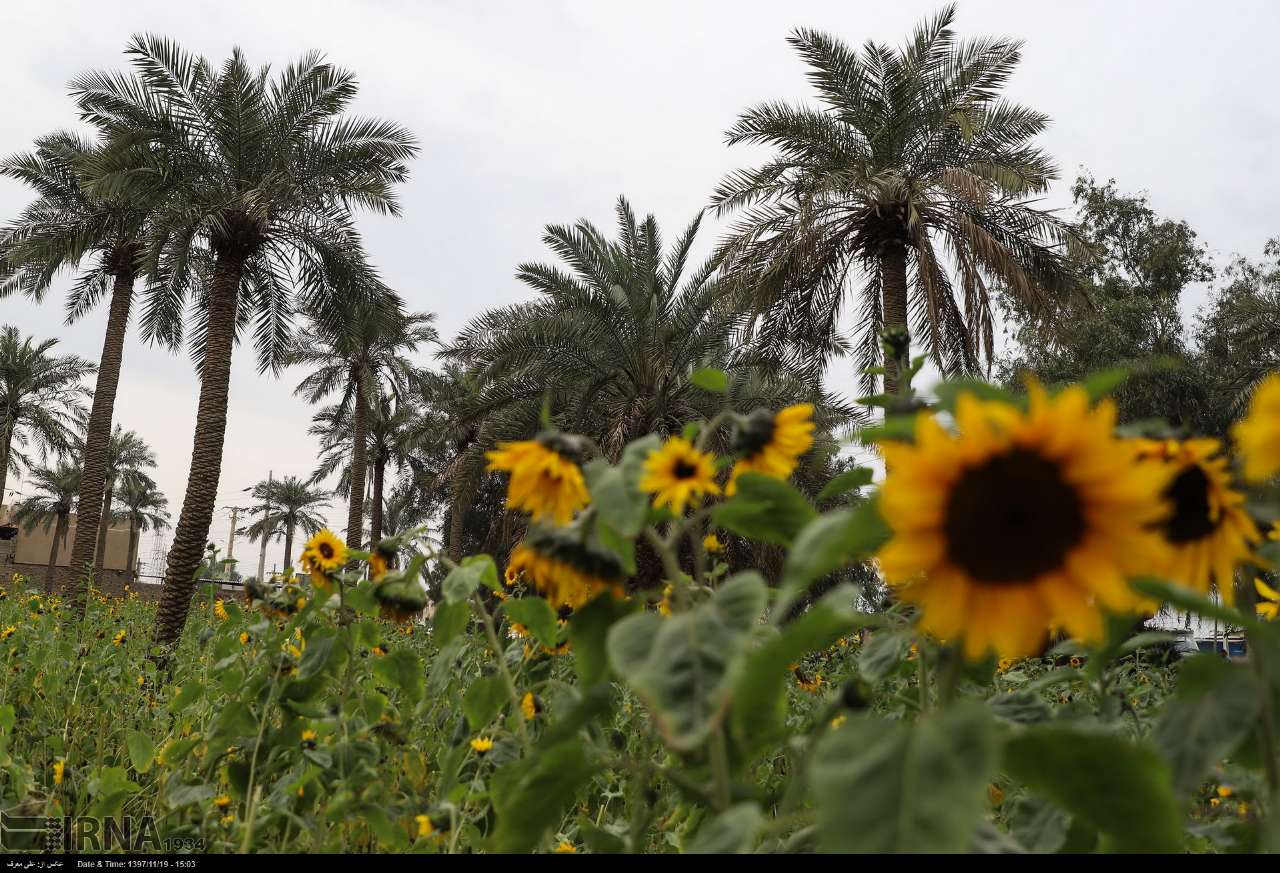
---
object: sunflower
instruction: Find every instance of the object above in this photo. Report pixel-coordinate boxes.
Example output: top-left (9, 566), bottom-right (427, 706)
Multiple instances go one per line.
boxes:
top-left (1233, 373), bottom-right (1280, 482)
top-left (1135, 438), bottom-right (1260, 602)
top-left (521, 692), bottom-right (541, 721)
top-left (504, 564), bottom-right (521, 588)
top-left (301, 529), bottom-right (346, 577)
top-left (470, 737), bottom-right (494, 755)
top-left (1257, 577), bottom-right (1280, 621)
top-left (639, 437), bottom-right (721, 514)
top-left (877, 384), bottom-right (1171, 660)
top-left (112, 630), bottom-right (127, 647)
top-left (727, 404), bottom-right (815, 495)
top-left (506, 528), bottom-right (625, 611)
top-left (485, 432), bottom-right (590, 524)
top-left (52, 759), bottom-right (65, 786)
top-left (703, 533), bottom-right (723, 554)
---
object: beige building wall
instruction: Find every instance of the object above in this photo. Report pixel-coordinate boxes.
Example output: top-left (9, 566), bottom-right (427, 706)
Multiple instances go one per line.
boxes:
top-left (0, 505), bottom-right (134, 570)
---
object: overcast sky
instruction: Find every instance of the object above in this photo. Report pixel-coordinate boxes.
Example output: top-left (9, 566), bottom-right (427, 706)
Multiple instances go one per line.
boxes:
top-left (2, 0), bottom-right (1278, 572)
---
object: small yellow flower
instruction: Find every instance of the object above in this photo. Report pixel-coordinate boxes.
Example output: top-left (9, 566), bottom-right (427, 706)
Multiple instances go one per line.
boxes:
top-left (52, 759), bottom-right (65, 785)
top-left (555, 841), bottom-right (577, 853)
top-left (0, 626), bottom-right (14, 640)
top-left (486, 435), bottom-right (590, 524)
top-left (1210, 797), bottom-right (1221, 808)
top-left (301, 729), bottom-right (318, 750)
top-left (470, 737), bottom-right (494, 755)
top-left (371, 645), bottom-right (388, 657)
top-left (239, 631), bottom-right (250, 646)
top-left (415, 814), bottom-right (435, 839)
top-left (214, 599), bottom-right (228, 621)
top-left (1238, 801), bottom-right (1251, 819)
top-left (300, 529), bottom-right (347, 576)
top-left (1217, 785), bottom-right (1234, 798)
top-left (727, 404), bottom-right (815, 495)
top-left (639, 436), bottom-right (721, 515)
top-left (112, 630), bottom-right (127, 647)
top-left (1233, 373), bottom-right (1280, 482)
top-left (996, 657), bottom-right (1017, 674)
top-left (830, 714), bottom-right (847, 730)
top-left (214, 794), bottom-right (232, 810)
top-left (136, 674), bottom-right (145, 687)
top-left (1069, 656), bottom-right (1082, 668)
top-left (521, 692), bottom-right (540, 721)
top-left (703, 533), bottom-right (723, 554)
top-left (219, 814), bottom-right (234, 827)
top-left (658, 583), bottom-right (673, 617)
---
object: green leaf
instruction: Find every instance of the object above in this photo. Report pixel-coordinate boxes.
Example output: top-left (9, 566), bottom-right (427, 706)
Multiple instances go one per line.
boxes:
top-left (686, 803), bottom-right (762, 853)
top-left (490, 742), bottom-right (597, 853)
top-left (690, 367), bottom-right (729, 394)
top-left (165, 782), bottom-right (218, 810)
top-left (1081, 367), bottom-right (1131, 400)
top-left (988, 690), bottom-right (1053, 725)
top-left (607, 572), bottom-right (767, 751)
top-left (776, 497), bottom-right (889, 615)
top-left (432, 600), bottom-right (469, 646)
top-left (731, 588), bottom-right (870, 754)
top-left (815, 467), bottom-right (874, 503)
top-left (585, 435), bottom-right (660, 539)
top-left (502, 597), bottom-right (559, 648)
top-left (711, 474), bottom-right (816, 546)
top-left (1007, 796), bottom-right (1071, 854)
top-left (126, 730), bottom-right (156, 775)
top-left (442, 554), bottom-right (499, 604)
top-left (296, 631), bottom-right (343, 681)
top-left (810, 703), bottom-right (997, 853)
top-left (569, 593), bottom-right (637, 687)
top-left (463, 675), bottom-right (508, 731)
top-left (0, 704), bottom-right (15, 735)
top-left (930, 378), bottom-right (1020, 412)
top-left (1153, 655), bottom-right (1261, 794)
top-left (168, 681), bottom-right (203, 713)
top-left (372, 648), bottom-right (425, 705)
top-left (857, 630), bottom-right (912, 682)
top-left (1003, 725), bottom-right (1182, 852)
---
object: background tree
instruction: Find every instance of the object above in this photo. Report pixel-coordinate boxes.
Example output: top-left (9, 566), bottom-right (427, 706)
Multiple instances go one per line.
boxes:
top-left (998, 176), bottom-right (1216, 429)
top-left (290, 310), bottom-right (435, 550)
top-left (75, 424), bottom-right (156, 573)
top-left (244, 476), bottom-right (331, 570)
top-left (72, 36), bottom-right (418, 644)
top-left (0, 326), bottom-right (93, 508)
top-left (11, 459), bottom-right (81, 592)
top-left (0, 130), bottom-right (161, 600)
top-left (712, 4), bottom-right (1081, 393)
top-left (115, 473), bottom-right (168, 584)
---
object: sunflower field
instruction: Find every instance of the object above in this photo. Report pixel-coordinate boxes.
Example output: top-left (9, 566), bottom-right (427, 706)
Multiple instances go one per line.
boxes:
top-left (5, 360), bottom-right (1280, 854)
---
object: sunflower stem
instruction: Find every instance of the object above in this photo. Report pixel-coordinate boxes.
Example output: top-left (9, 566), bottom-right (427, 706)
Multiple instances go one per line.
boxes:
top-left (471, 590), bottom-right (531, 748)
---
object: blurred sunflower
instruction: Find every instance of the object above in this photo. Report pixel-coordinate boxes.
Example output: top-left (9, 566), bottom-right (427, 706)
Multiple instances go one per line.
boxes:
top-left (727, 404), bottom-right (815, 495)
top-left (507, 527), bottom-right (624, 611)
top-left (485, 433), bottom-right (590, 524)
top-left (1233, 373), bottom-right (1280, 482)
top-left (1136, 438), bottom-right (1259, 602)
top-left (301, 529), bottom-right (346, 576)
top-left (639, 437), bottom-right (720, 514)
top-left (1256, 577), bottom-right (1280, 621)
top-left (877, 384), bottom-right (1170, 660)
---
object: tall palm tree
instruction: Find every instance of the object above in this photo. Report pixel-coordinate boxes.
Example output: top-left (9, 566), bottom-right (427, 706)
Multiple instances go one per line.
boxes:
top-left (71, 36), bottom-right (418, 645)
top-left (11, 460), bottom-right (81, 592)
top-left (0, 326), bottom-right (93, 509)
top-left (289, 310), bottom-right (435, 550)
top-left (243, 476), bottom-right (330, 570)
top-left (0, 131), bottom-right (163, 601)
top-left (711, 5), bottom-right (1082, 392)
top-left (76, 425), bottom-right (156, 573)
top-left (115, 473), bottom-right (168, 584)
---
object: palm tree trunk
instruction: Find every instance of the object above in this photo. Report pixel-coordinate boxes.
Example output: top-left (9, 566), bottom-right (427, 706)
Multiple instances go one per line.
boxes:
top-left (94, 482), bottom-right (114, 572)
top-left (880, 243), bottom-right (910, 396)
top-left (283, 521), bottom-right (295, 571)
top-left (153, 254), bottom-right (243, 648)
top-left (346, 374), bottom-right (368, 551)
top-left (447, 488), bottom-right (470, 563)
top-left (370, 455), bottom-right (385, 546)
top-left (0, 419), bottom-right (14, 515)
top-left (46, 514), bottom-right (67, 594)
top-left (66, 269), bottom-right (134, 610)
top-left (127, 522), bottom-right (139, 585)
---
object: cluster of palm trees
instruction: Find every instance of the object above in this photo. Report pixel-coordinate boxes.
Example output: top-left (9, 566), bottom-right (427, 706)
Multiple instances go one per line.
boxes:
top-left (1, 6), bottom-right (1084, 642)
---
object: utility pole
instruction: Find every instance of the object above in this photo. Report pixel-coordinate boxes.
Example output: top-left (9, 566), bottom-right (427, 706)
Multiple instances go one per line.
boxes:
top-left (256, 471), bottom-right (273, 582)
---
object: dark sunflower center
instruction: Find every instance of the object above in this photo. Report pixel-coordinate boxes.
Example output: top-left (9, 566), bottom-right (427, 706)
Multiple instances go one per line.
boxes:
top-left (1163, 465), bottom-right (1218, 543)
top-left (944, 450), bottom-right (1086, 584)
top-left (731, 409), bottom-right (777, 457)
top-left (319, 542), bottom-right (335, 560)
top-left (673, 459), bottom-right (698, 479)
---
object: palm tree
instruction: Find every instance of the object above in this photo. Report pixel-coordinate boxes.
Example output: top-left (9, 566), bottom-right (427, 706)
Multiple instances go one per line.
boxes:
top-left (115, 473), bottom-right (168, 584)
top-left (243, 476), bottom-right (330, 570)
top-left (71, 36), bottom-right (418, 645)
top-left (0, 131), bottom-right (162, 602)
top-left (0, 326), bottom-right (93, 509)
top-left (76, 425), bottom-right (157, 573)
top-left (711, 5), bottom-right (1082, 392)
top-left (289, 310), bottom-right (435, 550)
top-left (11, 460), bottom-right (81, 592)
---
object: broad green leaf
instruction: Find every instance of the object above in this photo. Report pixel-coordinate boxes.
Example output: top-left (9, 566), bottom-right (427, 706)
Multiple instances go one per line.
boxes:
top-left (1154, 655), bottom-right (1261, 794)
top-left (607, 572), bottom-right (767, 751)
top-left (711, 474), bottom-right (816, 546)
top-left (815, 467), bottom-right (874, 503)
top-left (988, 690), bottom-right (1053, 725)
top-left (570, 593), bottom-right (637, 687)
top-left (1006, 796), bottom-right (1071, 854)
top-left (776, 497), bottom-right (889, 615)
top-left (686, 803), bottom-right (762, 853)
top-left (126, 730), bottom-right (156, 775)
top-left (502, 597), bottom-right (559, 648)
top-left (490, 742), bottom-right (597, 853)
top-left (432, 599), bottom-right (469, 646)
top-left (166, 782), bottom-right (218, 810)
top-left (584, 435), bottom-right (660, 539)
top-left (168, 681), bottom-right (203, 713)
top-left (442, 554), bottom-right (499, 604)
top-left (463, 675), bottom-right (508, 730)
top-left (1003, 725), bottom-right (1182, 852)
top-left (0, 704), bottom-right (15, 735)
top-left (858, 630), bottom-right (912, 682)
top-left (690, 367), bottom-right (729, 394)
top-left (296, 631), bottom-right (343, 681)
top-left (810, 703), bottom-right (997, 853)
top-left (372, 648), bottom-right (425, 704)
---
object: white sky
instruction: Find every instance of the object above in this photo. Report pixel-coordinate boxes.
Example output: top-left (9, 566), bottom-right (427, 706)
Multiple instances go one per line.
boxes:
top-left (2, 0), bottom-right (1278, 571)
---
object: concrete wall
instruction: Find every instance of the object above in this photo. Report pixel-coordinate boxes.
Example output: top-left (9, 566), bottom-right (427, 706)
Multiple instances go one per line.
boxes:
top-left (0, 504), bottom-right (134, 570)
